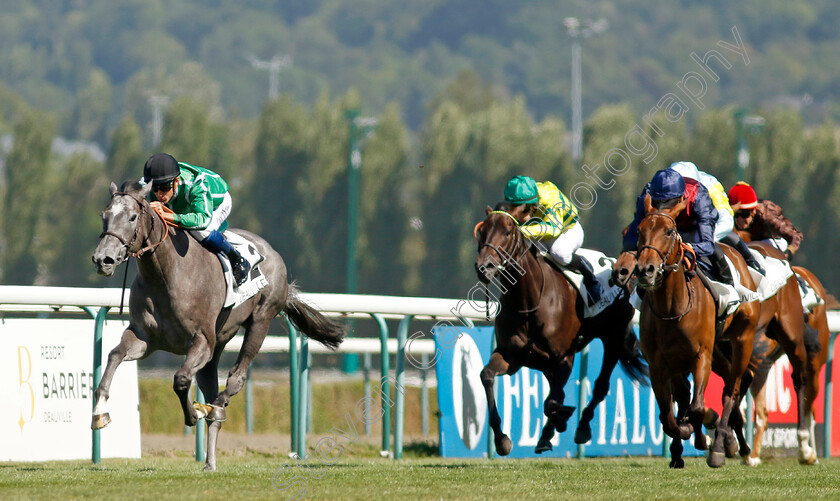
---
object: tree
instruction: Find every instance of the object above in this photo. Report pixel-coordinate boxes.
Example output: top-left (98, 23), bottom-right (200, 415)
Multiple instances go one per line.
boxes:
top-left (107, 116), bottom-right (145, 186)
top-left (1, 111), bottom-right (55, 283)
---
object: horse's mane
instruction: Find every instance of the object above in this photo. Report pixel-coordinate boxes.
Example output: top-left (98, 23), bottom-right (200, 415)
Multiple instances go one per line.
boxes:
top-left (119, 179), bottom-right (144, 193)
top-left (494, 201), bottom-right (519, 212)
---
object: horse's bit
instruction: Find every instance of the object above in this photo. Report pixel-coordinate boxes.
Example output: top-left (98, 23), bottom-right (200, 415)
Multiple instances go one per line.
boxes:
top-left (477, 210), bottom-right (545, 315)
top-left (636, 212), bottom-right (694, 321)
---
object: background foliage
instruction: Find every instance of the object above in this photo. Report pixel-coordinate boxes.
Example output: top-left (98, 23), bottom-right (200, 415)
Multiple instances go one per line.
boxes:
top-left (0, 1), bottom-right (839, 299)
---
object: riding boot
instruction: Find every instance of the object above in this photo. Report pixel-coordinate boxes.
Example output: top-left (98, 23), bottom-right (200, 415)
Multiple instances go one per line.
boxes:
top-left (201, 230), bottom-right (251, 287)
top-left (734, 237), bottom-right (765, 276)
top-left (710, 244), bottom-right (734, 286)
top-left (569, 254), bottom-right (602, 306)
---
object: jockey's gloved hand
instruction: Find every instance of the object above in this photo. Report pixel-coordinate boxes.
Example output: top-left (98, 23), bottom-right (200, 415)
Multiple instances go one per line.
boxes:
top-left (784, 249), bottom-right (794, 261)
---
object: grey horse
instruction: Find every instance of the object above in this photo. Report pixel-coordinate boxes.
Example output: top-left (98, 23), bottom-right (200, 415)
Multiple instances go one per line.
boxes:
top-left (91, 181), bottom-right (345, 471)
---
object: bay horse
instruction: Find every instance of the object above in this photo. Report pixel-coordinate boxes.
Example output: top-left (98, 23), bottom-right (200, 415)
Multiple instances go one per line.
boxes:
top-left (623, 195), bottom-right (759, 468)
top-left (738, 243), bottom-right (829, 465)
top-left (91, 181), bottom-right (345, 471)
top-left (475, 205), bottom-right (648, 455)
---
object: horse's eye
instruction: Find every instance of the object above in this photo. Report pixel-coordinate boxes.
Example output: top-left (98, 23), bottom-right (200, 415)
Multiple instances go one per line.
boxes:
top-left (505, 230), bottom-right (512, 237)
top-left (129, 214), bottom-right (138, 222)
top-left (665, 228), bottom-right (675, 237)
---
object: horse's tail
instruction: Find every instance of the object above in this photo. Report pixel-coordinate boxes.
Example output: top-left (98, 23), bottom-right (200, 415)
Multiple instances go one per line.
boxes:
top-left (284, 283), bottom-right (346, 350)
top-left (619, 324), bottom-right (650, 386)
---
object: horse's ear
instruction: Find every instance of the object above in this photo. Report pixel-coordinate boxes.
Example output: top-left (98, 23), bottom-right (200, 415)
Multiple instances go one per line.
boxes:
top-left (139, 182), bottom-right (153, 198)
top-left (109, 182), bottom-right (118, 197)
top-left (486, 205), bottom-right (493, 215)
top-left (644, 194), bottom-right (655, 214)
top-left (666, 196), bottom-right (688, 219)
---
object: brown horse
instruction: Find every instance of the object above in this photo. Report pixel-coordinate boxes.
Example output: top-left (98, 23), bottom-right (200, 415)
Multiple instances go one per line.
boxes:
top-left (740, 249), bottom-right (829, 465)
top-left (475, 205), bottom-right (648, 455)
top-left (625, 195), bottom-right (759, 468)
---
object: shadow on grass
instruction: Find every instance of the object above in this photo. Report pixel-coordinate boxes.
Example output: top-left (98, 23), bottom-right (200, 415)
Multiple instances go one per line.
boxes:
top-left (402, 439), bottom-right (439, 458)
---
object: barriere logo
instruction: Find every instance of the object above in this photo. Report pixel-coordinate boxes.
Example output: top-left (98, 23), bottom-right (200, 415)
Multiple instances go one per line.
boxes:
top-left (17, 346), bottom-right (34, 431)
top-left (451, 335), bottom-right (486, 450)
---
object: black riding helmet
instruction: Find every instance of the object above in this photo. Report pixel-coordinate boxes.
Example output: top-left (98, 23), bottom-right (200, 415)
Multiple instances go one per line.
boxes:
top-left (143, 153), bottom-right (180, 185)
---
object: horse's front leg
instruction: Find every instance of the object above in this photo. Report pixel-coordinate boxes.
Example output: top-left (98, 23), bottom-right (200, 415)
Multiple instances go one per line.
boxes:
top-left (92, 327), bottom-right (150, 429)
top-left (480, 351), bottom-right (518, 456)
top-left (174, 333), bottom-right (214, 427)
top-left (649, 367), bottom-right (686, 468)
top-left (535, 358), bottom-right (574, 453)
top-left (575, 347), bottom-right (619, 445)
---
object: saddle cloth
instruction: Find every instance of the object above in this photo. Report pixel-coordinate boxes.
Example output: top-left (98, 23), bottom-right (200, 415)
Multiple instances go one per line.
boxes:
top-left (747, 249), bottom-right (793, 302)
top-left (797, 275), bottom-right (824, 313)
top-left (550, 248), bottom-right (624, 318)
top-left (701, 256), bottom-right (761, 318)
top-left (627, 256), bottom-right (760, 317)
top-left (217, 231), bottom-right (269, 309)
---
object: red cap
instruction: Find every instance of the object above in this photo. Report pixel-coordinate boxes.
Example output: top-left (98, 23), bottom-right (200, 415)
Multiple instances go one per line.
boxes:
top-left (728, 182), bottom-right (758, 210)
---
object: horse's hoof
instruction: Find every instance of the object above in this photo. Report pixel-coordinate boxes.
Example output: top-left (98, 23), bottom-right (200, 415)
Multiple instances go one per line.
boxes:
top-left (694, 434), bottom-right (707, 451)
top-left (534, 440), bottom-right (553, 454)
top-left (725, 432), bottom-right (739, 458)
top-left (496, 435), bottom-right (513, 456)
top-left (743, 455), bottom-right (761, 467)
top-left (669, 457), bottom-right (685, 469)
top-left (91, 413), bottom-right (111, 430)
top-left (678, 423), bottom-right (693, 440)
top-left (545, 402), bottom-right (575, 432)
top-left (707, 451), bottom-right (726, 468)
top-left (798, 451), bottom-right (818, 465)
top-left (193, 402), bottom-right (213, 419)
top-left (206, 405), bottom-right (226, 422)
top-left (703, 409), bottom-right (720, 429)
top-left (574, 425), bottom-right (592, 445)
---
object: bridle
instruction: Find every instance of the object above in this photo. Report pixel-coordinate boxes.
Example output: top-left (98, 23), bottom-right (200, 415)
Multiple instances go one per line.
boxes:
top-left (636, 212), bottom-right (694, 321)
top-left (100, 191), bottom-right (170, 259)
top-left (477, 210), bottom-right (545, 314)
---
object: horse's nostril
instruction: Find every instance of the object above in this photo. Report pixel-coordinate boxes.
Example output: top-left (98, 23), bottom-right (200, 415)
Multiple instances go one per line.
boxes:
top-left (103, 256), bottom-right (115, 266)
top-left (619, 268), bottom-right (629, 276)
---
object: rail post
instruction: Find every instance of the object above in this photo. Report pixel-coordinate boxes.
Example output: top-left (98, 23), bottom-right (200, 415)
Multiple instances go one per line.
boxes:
top-left (195, 386), bottom-right (206, 461)
top-left (394, 314), bottom-right (413, 459)
top-left (91, 306), bottom-right (109, 464)
top-left (288, 317), bottom-right (299, 456)
top-left (371, 314), bottom-right (390, 455)
top-left (576, 344), bottom-right (590, 459)
top-left (298, 332), bottom-right (310, 457)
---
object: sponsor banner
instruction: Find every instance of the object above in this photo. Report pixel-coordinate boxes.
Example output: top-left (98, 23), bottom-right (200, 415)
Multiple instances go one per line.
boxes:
top-left (1, 318), bottom-right (141, 461)
top-left (435, 327), bottom-right (833, 458)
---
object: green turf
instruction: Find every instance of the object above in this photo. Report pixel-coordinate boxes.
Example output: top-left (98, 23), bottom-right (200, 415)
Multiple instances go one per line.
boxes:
top-left (2, 455), bottom-right (839, 500)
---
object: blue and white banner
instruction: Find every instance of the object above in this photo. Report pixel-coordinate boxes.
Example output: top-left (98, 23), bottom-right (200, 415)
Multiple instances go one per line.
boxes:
top-left (434, 326), bottom-right (702, 458)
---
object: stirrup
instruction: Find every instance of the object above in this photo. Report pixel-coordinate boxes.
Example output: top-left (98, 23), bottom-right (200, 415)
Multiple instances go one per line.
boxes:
top-left (232, 260), bottom-right (251, 286)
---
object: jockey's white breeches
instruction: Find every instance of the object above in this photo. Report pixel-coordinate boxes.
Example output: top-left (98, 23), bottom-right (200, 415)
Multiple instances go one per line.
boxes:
top-left (546, 223), bottom-right (584, 266)
top-left (189, 193), bottom-right (232, 241)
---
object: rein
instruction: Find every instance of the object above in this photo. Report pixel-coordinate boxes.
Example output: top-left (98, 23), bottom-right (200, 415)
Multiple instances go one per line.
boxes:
top-left (101, 191), bottom-right (172, 314)
top-left (636, 212), bottom-right (695, 321)
top-left (479, 210), bottom-right (545, 315)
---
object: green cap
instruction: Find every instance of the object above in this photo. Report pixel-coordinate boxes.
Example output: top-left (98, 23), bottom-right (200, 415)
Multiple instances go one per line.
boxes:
top-left (504, 175), bottom-right (539, 204)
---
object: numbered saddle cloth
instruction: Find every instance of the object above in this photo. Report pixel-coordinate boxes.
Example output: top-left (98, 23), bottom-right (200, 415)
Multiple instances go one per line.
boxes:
top-left (217, 231), bottom-right (269, 309)
top-left (746, 249), bottom-right (793, 302)
top-left (553, 248), bottom-right (624, 318)
top-left (699, 255), bottom-right (761, 318)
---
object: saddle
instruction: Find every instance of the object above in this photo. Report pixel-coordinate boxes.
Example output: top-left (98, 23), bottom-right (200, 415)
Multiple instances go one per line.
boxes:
top-left (215, 231), bottom-right (269, 308)
top-left (693, 256), bottom-right (760, 320)
top-left (541, 248), bottom-right (623, 318)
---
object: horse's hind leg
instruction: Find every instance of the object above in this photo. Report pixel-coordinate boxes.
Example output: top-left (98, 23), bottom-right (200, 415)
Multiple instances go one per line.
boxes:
top-left (575, 346), bottom-right (620, 444)
top-left (174, 334), bottom-right (214, 427)
top-left (196, 358), bottom-right (222, 472)
top-left (480, 351), bottom-right (518, 456)
top-left (212, 318), bottom-right (271, 416)
top-left (746, 383), bottom-right (768, 466)
top-left (92, 327), bottom-right (150, 429)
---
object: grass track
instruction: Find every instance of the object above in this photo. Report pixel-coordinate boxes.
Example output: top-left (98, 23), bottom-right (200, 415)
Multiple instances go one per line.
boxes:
top-left (3, 455), bottom-right (840, 500)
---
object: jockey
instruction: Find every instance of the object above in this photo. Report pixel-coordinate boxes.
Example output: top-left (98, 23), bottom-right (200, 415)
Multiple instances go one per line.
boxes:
top-left (624, 168), bottom-right (733, 286)
top-left (503, 175), bottom-right (602, 306)
top-left (728, 181), bottom-right (803, 261)
top-left (669, 162), bottom-right (765, 275)
top-left (142, 153), bottom-right (251, 286)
